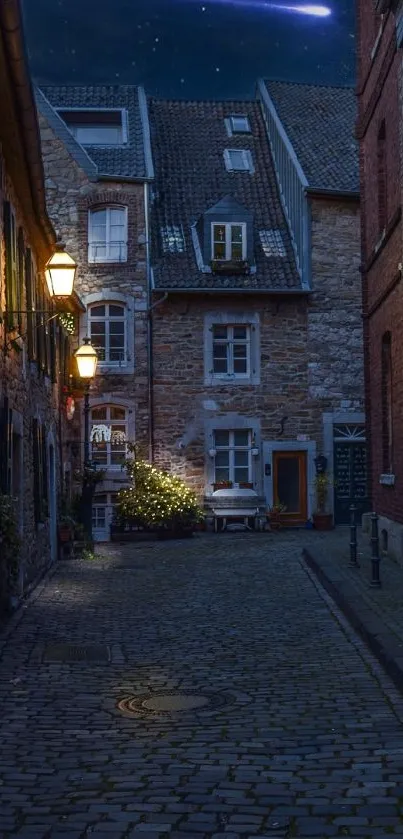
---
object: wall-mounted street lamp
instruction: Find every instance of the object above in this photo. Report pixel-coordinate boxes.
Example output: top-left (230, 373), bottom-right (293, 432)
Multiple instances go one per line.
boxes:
top-left (73, 337), bottom-right (98, 545)
top-left (44, 243), bottom-right (77, 299)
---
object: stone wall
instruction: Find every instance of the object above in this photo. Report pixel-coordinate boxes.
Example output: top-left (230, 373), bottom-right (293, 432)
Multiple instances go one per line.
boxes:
top-left (38, 114), bottom-right (150, 483)
top-left (0, 156), bottom-right (71, 599)
top-left (151, 196), bottom-right (364, 500)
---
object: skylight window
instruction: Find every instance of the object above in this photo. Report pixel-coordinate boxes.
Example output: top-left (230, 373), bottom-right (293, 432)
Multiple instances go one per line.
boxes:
top-left (259, 229), bottom-right (287, 258)
top-left (161, 224), bottom-right (186, 253)
top-left (58, 109), bottom-right (126, 146)
top-left (230, 115), bottom-right (251, 134)
top-left (224, 149), bottom-right (254, 173)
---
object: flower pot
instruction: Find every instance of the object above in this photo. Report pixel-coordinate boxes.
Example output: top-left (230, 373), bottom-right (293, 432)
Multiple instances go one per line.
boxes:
top-left (313, 513), bottom-right (333, 531)
top-left (213, 483), bottom-right (233, 492)
top-left (239, 482), bottom-right (253, 489)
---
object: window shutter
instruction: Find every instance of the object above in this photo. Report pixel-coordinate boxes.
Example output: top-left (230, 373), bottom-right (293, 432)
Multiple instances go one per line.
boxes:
top-left (25, 249), bottom-right (36, 360)
top-left (50, 319), bottom-right (57, 383)
top-left (32, 419), bottom-right (42, 524)
top-left (0, 397), bottom-right (12, 494)
top-left (17, 228), bottom-right (25, 333)
top-left (41, 425), bottom-right (48, 517)
top-left (4, 202), bottom-right (17, 329)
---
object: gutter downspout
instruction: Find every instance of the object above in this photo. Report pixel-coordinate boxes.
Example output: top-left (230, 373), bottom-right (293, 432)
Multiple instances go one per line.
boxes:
top-left (144, 184), bottom-right (168, 463)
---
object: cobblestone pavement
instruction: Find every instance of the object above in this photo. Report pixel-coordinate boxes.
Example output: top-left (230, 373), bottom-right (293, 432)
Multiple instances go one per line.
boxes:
top-left (2, 533), bottom-right (403, 838)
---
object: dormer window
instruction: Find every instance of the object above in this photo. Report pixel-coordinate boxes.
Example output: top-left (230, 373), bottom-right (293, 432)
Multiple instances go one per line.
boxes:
top-left (212, 223), bottom-right (246, 261)
top-left (229, 115), bottom-right (250, 134)
top-left (58, 109), bottom-right (126, 146)
top-left (224, 149), bottom-right (254, 173)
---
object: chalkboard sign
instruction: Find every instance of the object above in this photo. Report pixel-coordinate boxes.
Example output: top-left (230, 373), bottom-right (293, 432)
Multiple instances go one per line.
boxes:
top-left (334, 441), bottom-right (369, 524)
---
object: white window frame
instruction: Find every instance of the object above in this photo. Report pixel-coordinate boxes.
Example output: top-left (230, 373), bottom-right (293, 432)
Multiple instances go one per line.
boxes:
top-left (88, 206), bottom-right (128, 263)
top-left (214, 429), bottom-right (252, 486)
top-left (212, 324), bottom-right (251, 379)
top-left (230, 115), bottom-right (250, 134)
top-left (224, 148), bottom-right (254, 173)
top-left (90, 405), bottom-right (128, 471)
top-left (88, 302), bottom-right (127, 367)
top-left (211, 222), bottom-right (247, 261)
top-left (204, 311), bottom-right (260, 386)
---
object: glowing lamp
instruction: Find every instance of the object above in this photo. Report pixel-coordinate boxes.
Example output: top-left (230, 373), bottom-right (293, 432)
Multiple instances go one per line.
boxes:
top-left (45, 244), bottom-right (77, 298)
top-left (74, 337), bottom-right (98, 380)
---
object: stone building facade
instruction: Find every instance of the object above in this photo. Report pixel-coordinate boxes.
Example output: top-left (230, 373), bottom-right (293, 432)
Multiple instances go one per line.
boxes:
top-left (36, 85), bottom-right (153, 541)
top-left (148, 85), bottom-right (366, 526)
top-left (0, 0), bottom-right (77, 609)
top-left (356, 1), bottom-right (403, 560)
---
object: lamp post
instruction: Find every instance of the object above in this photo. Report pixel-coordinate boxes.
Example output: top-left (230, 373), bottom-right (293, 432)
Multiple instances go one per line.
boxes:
top-left (73, 337), bottom-right (98, 544)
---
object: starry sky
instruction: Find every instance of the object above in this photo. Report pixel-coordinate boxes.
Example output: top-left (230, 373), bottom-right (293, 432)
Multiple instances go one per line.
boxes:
top-left (22, 0), bottom-right (356, 99)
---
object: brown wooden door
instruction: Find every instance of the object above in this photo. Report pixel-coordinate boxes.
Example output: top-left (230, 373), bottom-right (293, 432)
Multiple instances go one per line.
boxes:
top-left (273, 450), bottom-right (307, 525)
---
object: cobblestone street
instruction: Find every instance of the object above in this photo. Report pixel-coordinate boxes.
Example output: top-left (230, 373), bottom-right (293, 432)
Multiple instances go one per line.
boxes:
top-left (2, 533), bottom-right (403, 838)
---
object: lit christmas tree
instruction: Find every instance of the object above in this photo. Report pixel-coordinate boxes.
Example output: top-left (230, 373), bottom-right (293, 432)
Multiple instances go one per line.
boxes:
top-left (116, 445), bottom-right (203, 532)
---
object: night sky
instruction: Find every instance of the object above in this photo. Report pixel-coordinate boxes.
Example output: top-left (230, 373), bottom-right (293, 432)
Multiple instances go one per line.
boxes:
top-left (22, 0), bottom-right (356, 99)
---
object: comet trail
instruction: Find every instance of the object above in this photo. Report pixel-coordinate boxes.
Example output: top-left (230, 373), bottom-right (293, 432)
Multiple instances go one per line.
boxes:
top-left (195, 0), bottom-right (332, 15)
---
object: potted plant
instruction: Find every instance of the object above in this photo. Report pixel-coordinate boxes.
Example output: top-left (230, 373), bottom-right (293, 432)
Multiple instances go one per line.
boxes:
top-left (313, 473), bottom-right (334, 530)
top-left (267, 502), bottom-right (287, 530)
top-left (213, 480), bottom-right (233, 491)
top-left (239, 481), bottom-right (253, 489)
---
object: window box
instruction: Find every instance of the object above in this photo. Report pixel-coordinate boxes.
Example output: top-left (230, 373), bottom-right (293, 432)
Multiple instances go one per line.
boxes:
top-left (239, 481), bottom-right (253, 489)
top-left (211, 259), bottom-right (250, 275)
top-left (213, 481), bottom-right (233, 491)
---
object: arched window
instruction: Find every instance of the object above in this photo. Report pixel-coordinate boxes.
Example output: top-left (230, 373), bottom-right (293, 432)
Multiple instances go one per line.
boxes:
top-left (381, 332), bottom-right (393, 473)
top-left (88, 302), bottom-right (126, 365)
top-left (377, 120), bottom-right (387, 233)
top-left (88, 206), bottom-right (128, 263)
top-left (90, 405), bottom-right (128, 469)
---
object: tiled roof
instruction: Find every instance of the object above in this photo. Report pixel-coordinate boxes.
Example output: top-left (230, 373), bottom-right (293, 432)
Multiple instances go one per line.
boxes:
top-left (262, 81), bottom-right (359, 194)
top-left (148, 99), bottom-right (302, 292)
top-left (39, 85), bottom-right (153, 180)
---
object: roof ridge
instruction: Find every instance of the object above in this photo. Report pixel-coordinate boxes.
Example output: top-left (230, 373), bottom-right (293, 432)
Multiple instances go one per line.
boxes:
top-left (264, 77), bottom-right (355, 91)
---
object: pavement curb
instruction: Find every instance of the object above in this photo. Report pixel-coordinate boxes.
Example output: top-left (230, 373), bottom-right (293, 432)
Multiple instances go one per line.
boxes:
top-left (302, 546), bottom-right (403, 697)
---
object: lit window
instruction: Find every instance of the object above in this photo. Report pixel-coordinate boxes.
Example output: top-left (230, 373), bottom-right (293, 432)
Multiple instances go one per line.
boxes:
top-left (161, 225), bottom-right (186, 253)
top-left (212, 222), bottom-right (246, 261)
top-left (230, 115), bottom-right (250, 134)
top-left (224, 149), bottom-right (254, 173)
top-left (212, 325), bottom-right (250, 378)
top-left (90, 405), bottom-right (128, 469)
top-left (59, 110), bottom-right (125, 146)
top-left (214, 429), bottom-right (252, 484)
top-left (259, 229), bottom-right (287, 257)
top-left (88, 207), bottom-right (128, 263)
top-left (88, 303), bottom-right (126, 364)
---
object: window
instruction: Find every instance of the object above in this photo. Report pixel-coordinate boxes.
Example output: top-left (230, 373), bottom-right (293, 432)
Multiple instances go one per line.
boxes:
top-left (259, 229), bottom-right (287, 258)
top-left (377, 120), bottom-right (387, 233)
top-left (89, 303), bottom-right (126, 364)
top-left (229, 115), bottom-right (250, 134)
top-left (90, 405), bottom-right (128, 469)
top-left (214, 430), bottom-right (251, 484)
top-left (161, 224), bottom-right (186, 253)
top-left (224, 149), bottom-right (254, 173)
top-left (381, 332), bottom-right (393, 473)
top-left (3, 202), bottom-right (17, 329)
top-left (212, 325), bottom-right (250, 377)
top-left (59, 110), bottom-right (125, 146)
top-left (212, 223), bottom-right (246, 261)
top-left (88, 207), bottom-right (128, 263)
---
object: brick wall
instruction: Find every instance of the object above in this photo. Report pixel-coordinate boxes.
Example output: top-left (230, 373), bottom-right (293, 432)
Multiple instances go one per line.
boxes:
top-left (357, 1), bottom-right (403, 525)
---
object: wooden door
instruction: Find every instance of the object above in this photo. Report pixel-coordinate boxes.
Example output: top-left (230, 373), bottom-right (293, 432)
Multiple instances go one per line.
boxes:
top-left (273, 450), bottom-right (307, 525)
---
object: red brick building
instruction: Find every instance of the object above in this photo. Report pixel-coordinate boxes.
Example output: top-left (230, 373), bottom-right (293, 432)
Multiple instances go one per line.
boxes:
top-left (356, 1), bottom-right (403, 559)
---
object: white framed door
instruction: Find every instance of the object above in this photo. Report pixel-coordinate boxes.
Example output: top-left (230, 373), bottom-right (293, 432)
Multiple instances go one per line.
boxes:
top-left (92, 492), bottom-right (117, 542)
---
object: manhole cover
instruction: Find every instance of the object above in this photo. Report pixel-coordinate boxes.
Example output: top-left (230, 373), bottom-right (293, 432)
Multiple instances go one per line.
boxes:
top-left (42, 644), bottom-right (110, 664)
top-left (117, 690), bottom-right (231, 717)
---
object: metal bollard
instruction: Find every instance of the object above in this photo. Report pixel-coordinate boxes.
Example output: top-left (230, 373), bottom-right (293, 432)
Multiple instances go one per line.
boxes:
top-left (370, 511), bottom-right (381, 587)
top-left (349, 504), bottom-right (359, 567)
